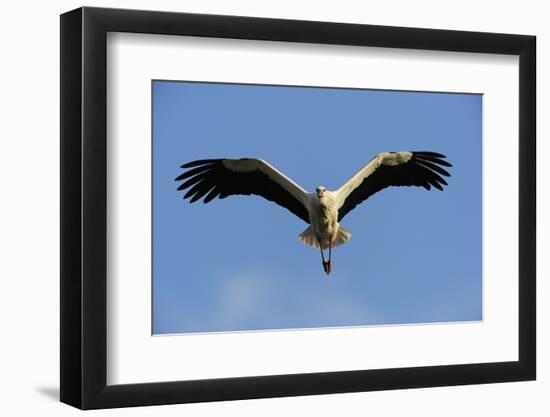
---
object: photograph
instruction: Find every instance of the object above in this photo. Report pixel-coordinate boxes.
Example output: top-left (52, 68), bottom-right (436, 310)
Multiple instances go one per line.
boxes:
top-left (153, 80), bottom-right (482, 335)
top-left (56, 5), bottom-right (536, 410)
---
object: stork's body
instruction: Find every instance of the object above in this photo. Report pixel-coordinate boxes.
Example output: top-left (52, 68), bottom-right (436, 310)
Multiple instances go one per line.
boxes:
top-left (309, 190), bottom-right (339, 246)
top-left (298, 190), bottom-right (349, 273)
top-left (176, 151), bottom-right (452, 275)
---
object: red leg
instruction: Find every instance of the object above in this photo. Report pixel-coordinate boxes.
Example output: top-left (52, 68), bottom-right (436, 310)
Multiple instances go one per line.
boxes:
top-left (319, 240), bottom-right (329, 274)
top-left (327, 237), bottom-right (332, 274)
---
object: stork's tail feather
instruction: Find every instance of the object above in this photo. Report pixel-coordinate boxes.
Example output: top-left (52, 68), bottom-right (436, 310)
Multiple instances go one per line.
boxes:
top-left (298, 226), bottom-right (319, 248)
top-left (298, 225), bottom-right (352, 249)
top-left (334, 225), bottom-right (352, 246)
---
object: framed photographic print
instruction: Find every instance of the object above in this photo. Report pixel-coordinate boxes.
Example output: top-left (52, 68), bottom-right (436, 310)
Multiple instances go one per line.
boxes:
top-left (60, 6), bottom-right (536, 410)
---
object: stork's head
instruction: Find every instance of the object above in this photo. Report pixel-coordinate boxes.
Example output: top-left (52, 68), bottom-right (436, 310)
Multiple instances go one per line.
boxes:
top-left (316, 186), bottom-right (327, 199)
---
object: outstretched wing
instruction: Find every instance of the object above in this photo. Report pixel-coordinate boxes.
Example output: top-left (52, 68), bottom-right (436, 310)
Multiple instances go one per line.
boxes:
top-left (175, 158), bottom-right (310, 223)
top-left (335, 151), bottom-right (452, 221)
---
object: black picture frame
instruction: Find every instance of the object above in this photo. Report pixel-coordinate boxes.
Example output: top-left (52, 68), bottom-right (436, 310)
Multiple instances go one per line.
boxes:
top-left (60, 6), bottom-right (536, 410)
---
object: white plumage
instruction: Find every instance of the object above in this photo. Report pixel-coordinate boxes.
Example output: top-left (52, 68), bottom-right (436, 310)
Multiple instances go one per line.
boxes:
top-left (176, 151), bottom-right (451, 275)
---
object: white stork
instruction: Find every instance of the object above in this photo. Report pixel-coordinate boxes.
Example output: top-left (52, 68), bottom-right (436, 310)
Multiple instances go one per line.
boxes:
top-left (176, 151), bottom-right (451, 275)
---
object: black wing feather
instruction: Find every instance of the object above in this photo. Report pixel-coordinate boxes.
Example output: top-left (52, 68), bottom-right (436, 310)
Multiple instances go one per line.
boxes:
top-left (176, 159), bottom-right (310, 223)
top-left (338, 152), bottom-right (452, 221)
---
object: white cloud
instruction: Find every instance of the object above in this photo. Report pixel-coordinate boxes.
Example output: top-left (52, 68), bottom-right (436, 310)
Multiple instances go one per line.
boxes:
top-left (203, 267), bottom-right (380, 332)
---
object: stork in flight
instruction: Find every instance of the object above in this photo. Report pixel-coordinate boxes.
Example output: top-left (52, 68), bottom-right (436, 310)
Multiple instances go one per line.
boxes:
top-left (175, 151), bottom-right (451, 275)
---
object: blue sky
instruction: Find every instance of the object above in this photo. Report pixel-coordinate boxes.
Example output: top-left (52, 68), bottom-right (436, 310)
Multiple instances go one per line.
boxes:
top-left (152, 80), bottom-right (482, 334)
